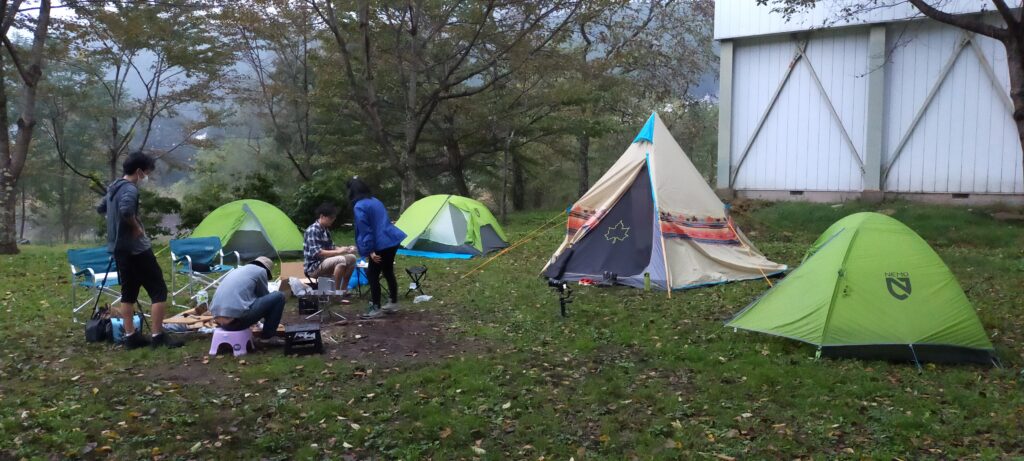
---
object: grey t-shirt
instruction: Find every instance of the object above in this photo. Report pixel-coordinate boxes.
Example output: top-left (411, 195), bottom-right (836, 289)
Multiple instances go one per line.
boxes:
top-left (210, 264), bottom-right (271, 319)
top-left (97, 179), bottom-right (151, 255)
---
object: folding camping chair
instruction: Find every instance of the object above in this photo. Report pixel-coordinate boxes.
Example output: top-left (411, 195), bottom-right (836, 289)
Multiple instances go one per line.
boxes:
top-left (170, 237), bottom-right (240, 309)
top-left (68, 247), bottom-right (134, 323)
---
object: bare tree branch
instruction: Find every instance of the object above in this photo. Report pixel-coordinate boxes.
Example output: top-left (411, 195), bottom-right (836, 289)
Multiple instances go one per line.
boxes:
top-left (907, 0), bottom-right (1008, 40)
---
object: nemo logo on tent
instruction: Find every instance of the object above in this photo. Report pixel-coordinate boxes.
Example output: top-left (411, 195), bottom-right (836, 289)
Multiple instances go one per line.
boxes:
top-left (885, 272), bottom-right (912, 300)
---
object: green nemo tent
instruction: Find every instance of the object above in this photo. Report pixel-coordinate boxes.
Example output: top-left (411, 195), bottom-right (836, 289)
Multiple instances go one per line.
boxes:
top-left (192, 199), bottom-right (304, 260)
top-left (726, 212), bottom-right (994, 365)
top-left (395, 195), bottom-right (508, 259)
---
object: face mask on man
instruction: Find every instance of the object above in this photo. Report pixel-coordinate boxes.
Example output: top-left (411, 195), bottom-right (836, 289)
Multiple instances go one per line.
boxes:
top-left (138, 172), bottom-right (150, 186)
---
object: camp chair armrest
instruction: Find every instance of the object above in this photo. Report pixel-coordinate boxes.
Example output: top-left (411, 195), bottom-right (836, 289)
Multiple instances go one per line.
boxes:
top-left (73, 267), bottom-right (97, 278)
top-left (224, 250), bottom-right (241, 266)
top-left (174, 254), bottom-right (194, 271)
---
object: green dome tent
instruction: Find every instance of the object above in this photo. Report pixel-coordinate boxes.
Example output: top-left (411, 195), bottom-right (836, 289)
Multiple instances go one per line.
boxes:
top-left (727, 212), bottom-right (994, 365)
top-left (192, 199), bottom-right (304, 260)
top-left (395, 195), bottom-right (508, 259)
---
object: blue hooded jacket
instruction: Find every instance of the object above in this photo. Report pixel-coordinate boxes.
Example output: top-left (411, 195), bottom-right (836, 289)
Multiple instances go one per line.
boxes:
top-left (353, 197), bottom-right (407, 256)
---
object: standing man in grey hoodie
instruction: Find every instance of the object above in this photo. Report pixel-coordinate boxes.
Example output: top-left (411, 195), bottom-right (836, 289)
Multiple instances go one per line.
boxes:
top-left (97, 151), bottom-right (182, 349)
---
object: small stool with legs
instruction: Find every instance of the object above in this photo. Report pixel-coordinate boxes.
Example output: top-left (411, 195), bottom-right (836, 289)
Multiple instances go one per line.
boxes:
top-left (405, 266), bottom-right (427, 297)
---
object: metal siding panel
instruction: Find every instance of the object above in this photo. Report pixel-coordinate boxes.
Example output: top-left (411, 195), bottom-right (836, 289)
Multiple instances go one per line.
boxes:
top-left (731, 38), bottom-right (792, 189)
top-left (715, 0), bottom-right (999, 40)
top-left (884, 21), bottom-right (1022, 194)
top-left (733, 30), bottom-right (867, 192)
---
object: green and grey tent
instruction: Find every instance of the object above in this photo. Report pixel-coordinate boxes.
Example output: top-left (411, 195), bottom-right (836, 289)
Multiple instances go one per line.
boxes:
top-left (395, 195), bottom-right (508, 259)
top-left (191, 199), bottom-right (304, 260)
top-left (726, 212), bottom-right (994, 365)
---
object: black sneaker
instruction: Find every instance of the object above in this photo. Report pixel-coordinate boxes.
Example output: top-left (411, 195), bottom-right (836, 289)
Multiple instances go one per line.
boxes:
top-left (123, 332), bottom-right (150, 350)
top-left (257, 336), bottom-right (286, 347)
top-left (150, 333), bottom-right (184, 349)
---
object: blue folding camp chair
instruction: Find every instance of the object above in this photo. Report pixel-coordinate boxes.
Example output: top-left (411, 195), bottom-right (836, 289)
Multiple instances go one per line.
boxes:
top-left (170, 237), bottom-right (240, 309)
top-left (68, 247), bottom-right (123, 323)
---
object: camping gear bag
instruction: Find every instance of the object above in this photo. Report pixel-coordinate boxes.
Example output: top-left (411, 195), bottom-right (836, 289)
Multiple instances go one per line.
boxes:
top-left (111, 314), bottom-right (144, 343)
top-left (85, 305), bottom-right (112, 343)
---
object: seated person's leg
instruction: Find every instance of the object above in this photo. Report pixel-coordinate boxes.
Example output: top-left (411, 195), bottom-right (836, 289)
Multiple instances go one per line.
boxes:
top-left (316, 255), bottom-right (344, 289)
top-left (220, 292), bottom-right (285, 336)
top-left (340, 254), bottom-right (357, 291)
top-left (254, 292), bottom-right (285, 339)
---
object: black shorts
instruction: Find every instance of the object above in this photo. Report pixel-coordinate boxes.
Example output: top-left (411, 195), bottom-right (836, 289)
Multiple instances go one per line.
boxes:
top-left (114, 249), bottom-right (168, 304)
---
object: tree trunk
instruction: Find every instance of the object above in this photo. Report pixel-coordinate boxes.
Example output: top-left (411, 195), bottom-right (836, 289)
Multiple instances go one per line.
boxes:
top-left (577, 134), bottom-right (590, 198)
top-left (0, 169), bottom-right (16, 253)
top-left (501, 134), bottom-right (511, 224)
top-left (512, 152), bottom-right (525, 211)
top-left (444, 139), bottom-right (470, 197)
top-left (0, 0), bottom-right (51, 254)
top-left (399, 169), bottom-right (418, 212)
top-left (19, 185), bottom-right (26, 240)
top-left (1005, 37), bottom-right (1024, 179)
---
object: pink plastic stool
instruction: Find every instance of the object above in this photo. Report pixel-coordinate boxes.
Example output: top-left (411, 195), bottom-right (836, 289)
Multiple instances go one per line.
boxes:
top-left (209, 328), bottom-right (255, 357)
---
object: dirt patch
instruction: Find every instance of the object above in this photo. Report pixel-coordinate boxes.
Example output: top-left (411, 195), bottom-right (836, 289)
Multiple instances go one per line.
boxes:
top-left (143, 306), bottom-right (486, 390)
top-left (291, 308), bottom-right (488, 366)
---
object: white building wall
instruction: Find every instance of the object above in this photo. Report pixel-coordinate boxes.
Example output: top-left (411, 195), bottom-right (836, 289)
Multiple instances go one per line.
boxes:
top-left (883, 21), bottom-right (1023, 194)
top-left (715, 0), bottom-right (997, 40)
top-left (731, 29), bottom-right (868, 191)
top-left (720, 7), bottom-right (1024, 197)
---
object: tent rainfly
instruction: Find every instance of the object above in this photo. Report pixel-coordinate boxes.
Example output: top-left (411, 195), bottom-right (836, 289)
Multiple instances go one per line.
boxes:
top-left (543, 112), bottom-right (786, 290)
top-left (395, 195), bottom-right (508, 259)
top-left (726, 212), bottom-right (995, 365)
top-left (192, 199), bottom-right (304, 260)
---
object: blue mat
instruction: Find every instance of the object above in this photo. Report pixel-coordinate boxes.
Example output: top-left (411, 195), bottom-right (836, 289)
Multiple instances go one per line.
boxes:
top-left (397, 249), bottom-right (474, 260)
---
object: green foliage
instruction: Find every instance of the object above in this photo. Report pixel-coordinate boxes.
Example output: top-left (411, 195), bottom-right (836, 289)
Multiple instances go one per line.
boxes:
top-left (288, 169), bottom-right (355, 225)
top-left (179, 173), bottom-right (283, 230)
top-left (177, 139), bottom-right (290, 230)
top-left (138, 189), bottom-right (181, 237)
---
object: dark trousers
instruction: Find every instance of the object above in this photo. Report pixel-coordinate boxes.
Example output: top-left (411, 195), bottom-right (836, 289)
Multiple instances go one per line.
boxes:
top-left (221, 292), bottom-right (286, 339)
top-left (368, 246), bottom-right (399, 306)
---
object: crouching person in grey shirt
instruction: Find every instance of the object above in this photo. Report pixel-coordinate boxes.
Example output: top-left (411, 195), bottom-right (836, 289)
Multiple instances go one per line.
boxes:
top-left (211, 256), bottom-right (286, 344)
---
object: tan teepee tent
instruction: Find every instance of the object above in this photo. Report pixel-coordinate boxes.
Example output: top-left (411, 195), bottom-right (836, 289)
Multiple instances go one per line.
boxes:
top-left (543, 113), bottom-right (786, 291)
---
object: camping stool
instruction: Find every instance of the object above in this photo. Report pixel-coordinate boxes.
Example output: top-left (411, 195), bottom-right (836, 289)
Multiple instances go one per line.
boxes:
top-left (405, 266), bottom-right (427, 297)
top-left (209, 328), bottom-right (255, 357)
top-left (284, 323), bottom-right (323, 355)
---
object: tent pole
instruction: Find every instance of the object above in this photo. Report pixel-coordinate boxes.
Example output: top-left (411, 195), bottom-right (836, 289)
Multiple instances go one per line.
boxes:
top-left (659, 224), bottom-right (672, 298)
top-left (645, 151), bottom-right (672, 298)
top-left (908, 344), bottom-right (923, 373)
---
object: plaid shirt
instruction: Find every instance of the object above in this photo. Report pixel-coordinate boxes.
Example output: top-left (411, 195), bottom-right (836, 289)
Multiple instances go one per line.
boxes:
top-left (303, 221), bottom-right (335, 275)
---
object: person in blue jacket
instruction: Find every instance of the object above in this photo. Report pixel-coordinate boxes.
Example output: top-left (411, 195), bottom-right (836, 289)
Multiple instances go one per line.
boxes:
top-left (347, 177), bottom-right (407, 319)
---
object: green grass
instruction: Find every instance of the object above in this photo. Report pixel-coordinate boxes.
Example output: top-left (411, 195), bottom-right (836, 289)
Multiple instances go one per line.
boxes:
top-left (2, 201), bottom-right (1023, 459)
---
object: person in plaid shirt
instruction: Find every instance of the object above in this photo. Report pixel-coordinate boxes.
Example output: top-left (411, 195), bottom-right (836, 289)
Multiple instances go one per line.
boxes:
top-left (303, 203), bottom-right (357, 295)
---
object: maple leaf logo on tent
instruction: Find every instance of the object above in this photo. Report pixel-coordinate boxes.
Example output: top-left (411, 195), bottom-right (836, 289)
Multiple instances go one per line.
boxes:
top-left (604, 220), bottom-right (630, 244)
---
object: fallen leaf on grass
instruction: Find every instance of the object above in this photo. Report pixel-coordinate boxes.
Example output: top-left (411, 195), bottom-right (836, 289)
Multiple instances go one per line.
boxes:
top-left (342, 442), bottom-right (353, 448)
top-left (350, 423), bottom-right (361, 430)
top-left (71, 375), bottom-right (81, 381)
top-left (190, 441), bottom-right (202, 453)
top-left (470, 446), bottom-right (486, 455)
top-left (501, 401), bottom-right (512, 410)
top-left (715, 455), bottom-right (736, 461)
top-left (257, 379), bottom-right (268, 384)
top-left (440, 427), bottom-right (452, 439)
